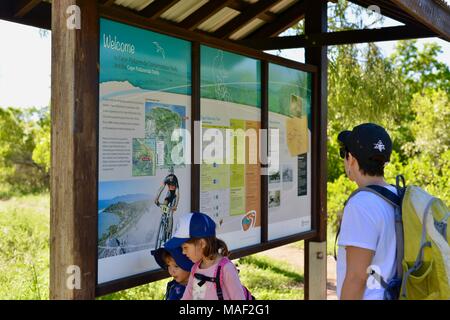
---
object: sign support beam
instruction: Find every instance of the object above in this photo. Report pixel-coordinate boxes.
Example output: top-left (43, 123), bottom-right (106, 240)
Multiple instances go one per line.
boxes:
top-left (304, 0), bottom-right (328, 301)
top-left (50, 0), bottom-right (99, 300)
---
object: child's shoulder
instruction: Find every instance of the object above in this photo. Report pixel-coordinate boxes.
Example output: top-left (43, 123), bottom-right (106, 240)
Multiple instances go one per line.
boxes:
top-left (218, 256), bottom-right (239, 273)
top-left (218, 255), bottom-right (232, 266)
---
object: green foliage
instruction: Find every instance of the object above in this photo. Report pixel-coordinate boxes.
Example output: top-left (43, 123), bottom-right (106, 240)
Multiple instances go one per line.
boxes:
top-left (390, 40), bottom-right (450, 96)
top-left (328, 43), bottom-right (407, 138)
top-left (32, 108), bottom-right (50, 173)
top-left (0, 107), bottom-right (49, 198)
top-left (403, 90), bottom-right (450, 157)
top-left (325, 3), bottom-right (450, 234)
top-left (327, 175), bottom-right (357, 233)
top-left (327, 132), bottom-right (346, 182)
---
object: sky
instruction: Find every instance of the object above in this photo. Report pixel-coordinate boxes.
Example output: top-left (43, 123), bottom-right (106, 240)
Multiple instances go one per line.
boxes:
top-left (0, 20), bottom-right (51, 109)
top-left (0, 6), bottom-right (449, 109)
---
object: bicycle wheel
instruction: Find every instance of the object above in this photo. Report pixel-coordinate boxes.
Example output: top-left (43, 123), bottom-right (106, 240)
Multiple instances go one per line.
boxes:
top-left (155, 214), bottom-right (167, 249)
top-left (167, 210), bottom-right (173, 239)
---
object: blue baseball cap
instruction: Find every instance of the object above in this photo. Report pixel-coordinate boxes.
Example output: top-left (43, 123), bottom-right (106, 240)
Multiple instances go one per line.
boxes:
top-left (151, 246), bottom-right (193, 272)
top-left (164, 212), bottom-right (216, 249)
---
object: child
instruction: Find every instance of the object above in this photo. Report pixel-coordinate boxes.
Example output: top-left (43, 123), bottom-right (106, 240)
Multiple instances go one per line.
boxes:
top-left (151, 246), bottom-right (193, 300)
top-left (164, 212), bottom-right (247, 300)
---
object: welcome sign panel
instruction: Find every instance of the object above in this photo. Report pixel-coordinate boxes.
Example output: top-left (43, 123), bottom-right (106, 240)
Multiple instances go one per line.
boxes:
top-left (98, 18), bottom-right (191, 284)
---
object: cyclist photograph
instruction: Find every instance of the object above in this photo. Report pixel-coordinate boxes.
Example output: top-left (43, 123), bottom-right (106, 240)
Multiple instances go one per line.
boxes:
top-left (153, 168), bottom-right (180, 250)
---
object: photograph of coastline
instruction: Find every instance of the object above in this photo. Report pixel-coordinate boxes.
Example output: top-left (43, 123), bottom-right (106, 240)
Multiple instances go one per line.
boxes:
top-left (98, 180), bottom-right (161, 259)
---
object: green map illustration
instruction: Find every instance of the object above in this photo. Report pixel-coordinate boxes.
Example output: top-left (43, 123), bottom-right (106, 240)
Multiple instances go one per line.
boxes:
top-left (132, 138), bottom-right (156, 176)
top-left (145, 102), bottom-right (187, 168)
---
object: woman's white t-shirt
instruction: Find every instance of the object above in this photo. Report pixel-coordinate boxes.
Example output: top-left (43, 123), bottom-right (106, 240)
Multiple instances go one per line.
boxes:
top-left (337, 185), bottom-right (397, 300)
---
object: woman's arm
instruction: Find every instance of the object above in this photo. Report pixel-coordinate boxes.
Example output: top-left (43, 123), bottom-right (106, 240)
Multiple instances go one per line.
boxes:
top-left (340, 246), bottom-right (374, 300)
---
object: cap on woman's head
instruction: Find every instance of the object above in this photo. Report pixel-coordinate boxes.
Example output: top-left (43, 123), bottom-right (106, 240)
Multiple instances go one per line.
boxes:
top-left (338, 123), bottom-right (392, 166)
top-left (151, 246), bottom-right (193, 272)
top-left (164, 212), bottom-right (216, 249)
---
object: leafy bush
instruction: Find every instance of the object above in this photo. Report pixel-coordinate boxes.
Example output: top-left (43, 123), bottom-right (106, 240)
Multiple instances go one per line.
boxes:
top-left (0, 107), bottom-right (49, 198)
top-left (327, 174), bottom-right (357, 232)
top-left (403, 90), bottom-right (450, 157)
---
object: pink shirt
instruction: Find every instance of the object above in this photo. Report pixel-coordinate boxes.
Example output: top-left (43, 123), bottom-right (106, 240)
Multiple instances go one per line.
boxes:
top-left (181, 259), bottom-right (246, 300)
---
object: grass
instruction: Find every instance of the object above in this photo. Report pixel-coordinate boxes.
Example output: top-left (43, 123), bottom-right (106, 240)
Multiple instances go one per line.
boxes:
top-left (236, 255), bottom-right (304, 300)
top-left (0, 193), bottom-right (50, 299)
top-left (1, 193), bottom-right (306, 300)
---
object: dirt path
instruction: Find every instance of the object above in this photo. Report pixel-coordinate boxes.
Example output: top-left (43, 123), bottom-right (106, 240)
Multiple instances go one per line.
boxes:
top-left (255, 244), bottom-right (337, 300)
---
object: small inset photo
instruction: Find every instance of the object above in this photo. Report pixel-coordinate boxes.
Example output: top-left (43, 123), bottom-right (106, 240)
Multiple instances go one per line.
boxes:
top-left (269, 190), bottom-right (281, 208)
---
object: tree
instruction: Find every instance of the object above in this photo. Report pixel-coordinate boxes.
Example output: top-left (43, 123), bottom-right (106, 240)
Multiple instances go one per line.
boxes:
top-left (390, 40), bottom-right (450, 97)
top-left (32, 107), bottom-right (50, 173)
top-left (403, 89), bottom-right (450, 157)
top-left (0, 107), bottom-right (49, 196)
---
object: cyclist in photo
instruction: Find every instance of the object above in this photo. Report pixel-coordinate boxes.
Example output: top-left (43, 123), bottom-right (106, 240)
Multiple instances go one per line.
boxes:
top-left (154, 170), bottom-right (180, 250)
top-left (155, 172), bottom-right (180, 212)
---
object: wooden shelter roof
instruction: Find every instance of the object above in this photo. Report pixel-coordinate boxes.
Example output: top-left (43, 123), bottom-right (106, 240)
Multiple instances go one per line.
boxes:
top-left (1, 0), bottom-right (449, 45)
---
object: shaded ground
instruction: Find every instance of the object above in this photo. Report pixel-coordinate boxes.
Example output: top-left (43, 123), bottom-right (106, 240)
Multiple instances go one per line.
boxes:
top-left (256, 243), bottom-right (337, 300)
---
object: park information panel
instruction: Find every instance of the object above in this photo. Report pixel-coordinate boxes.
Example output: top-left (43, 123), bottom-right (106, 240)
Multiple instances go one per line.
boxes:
top-left (268, 64), bottom-right (312, 240)
top-left (97, 18), bottom-right (313, 285)
top-left (200, 45), bottom-right (262, 250)
top-left (98, 19), bottom-right (191, 284)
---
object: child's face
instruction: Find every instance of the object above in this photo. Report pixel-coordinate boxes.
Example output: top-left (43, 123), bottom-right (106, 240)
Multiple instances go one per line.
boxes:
top-left (181, 241), bottom-right (204, 263)
top-left (165, 257), bottom-right (190, 285)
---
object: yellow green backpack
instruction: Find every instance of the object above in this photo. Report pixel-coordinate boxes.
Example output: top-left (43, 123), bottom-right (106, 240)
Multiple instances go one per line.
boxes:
top-left (399, 178), bottom-right (450, 299)
top-left (357, 175), bottom-right (450, 300)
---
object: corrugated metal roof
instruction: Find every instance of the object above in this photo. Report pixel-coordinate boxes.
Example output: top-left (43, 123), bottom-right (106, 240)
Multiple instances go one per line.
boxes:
top-left (111, 0), bottom-right (301, 39)
top-left (269, 0), bottom-right (297, 14)
top-left (197, 7), bottom-right (240, 32)
top-left (159, 0), bottom-right (208, 23)
top-left (230, 18), bottom-right (266, 40)
top-left (114, 0), bottom-right (154, 11)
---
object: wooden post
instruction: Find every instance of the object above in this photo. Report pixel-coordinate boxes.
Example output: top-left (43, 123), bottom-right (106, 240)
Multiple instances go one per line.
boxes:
top-left (50, 0), bottom-right (99, 299)
top-left (304, 0), bottom-right (328, 300)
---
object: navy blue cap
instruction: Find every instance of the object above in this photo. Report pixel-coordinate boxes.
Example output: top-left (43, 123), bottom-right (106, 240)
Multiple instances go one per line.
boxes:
top-left (151, 246), bottom-right (193, 272)
top-left (338, 123), bottom-right (392, 166)
top-left (164, 212), bottom-right (216, 249)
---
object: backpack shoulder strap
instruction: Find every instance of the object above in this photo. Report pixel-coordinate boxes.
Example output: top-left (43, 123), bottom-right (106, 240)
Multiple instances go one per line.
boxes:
top-left (354, 185), bottom-right (405, 283)
top-left (214, 257), bottom-right (230, 300)
top-left (363, 185), bottom-right (401, 207)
